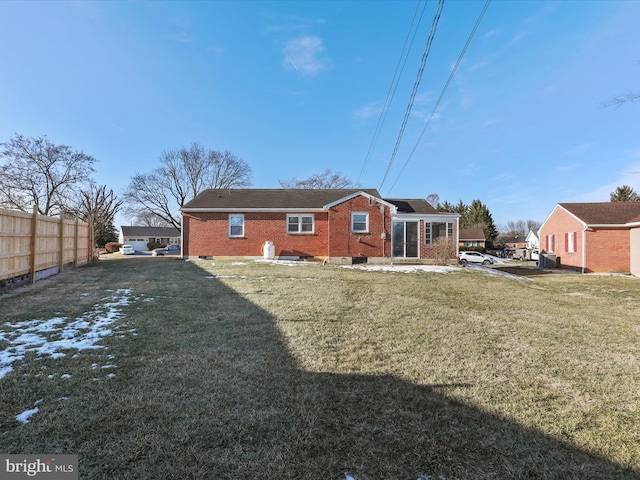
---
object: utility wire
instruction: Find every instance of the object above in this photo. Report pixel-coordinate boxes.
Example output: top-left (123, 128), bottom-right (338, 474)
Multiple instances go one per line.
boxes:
top-left (378, 0), bottom-right (445, 192)
top-left (356, 0), bottom-right (428, 186)
top-left (387, 0), bottom-right (492, 194)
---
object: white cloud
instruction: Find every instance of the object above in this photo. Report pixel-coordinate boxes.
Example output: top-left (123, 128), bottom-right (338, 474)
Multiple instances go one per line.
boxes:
top-left (282, 35), bottom-right (328, 76)
top-left (170, 32), bottom-right (193, 43)
top-left (354, 102), bottom-right (384, 120)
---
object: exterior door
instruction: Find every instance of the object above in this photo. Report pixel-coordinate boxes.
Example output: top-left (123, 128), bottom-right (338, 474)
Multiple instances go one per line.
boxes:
top-left (392, 221), bottom-right (419, 258)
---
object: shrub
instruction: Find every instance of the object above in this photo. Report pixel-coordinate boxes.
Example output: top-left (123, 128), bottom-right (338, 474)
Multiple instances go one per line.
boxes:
top-left (431, 238), bottom-right (458, 265)
top-left (105, 242), bottom-right (122, 253)
top-left (147, 242), bottom-right (165, 251)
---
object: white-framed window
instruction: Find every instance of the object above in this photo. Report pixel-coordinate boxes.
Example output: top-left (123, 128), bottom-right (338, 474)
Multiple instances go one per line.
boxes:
top-left (425, 221), bottom-right (453, 244)
top-left (287, 214), bottom-right (314, 233)
top-left (547, 234), bottom-right (555, 252)
top-left (566, 232), bottom-right (576, 253)
top-left (229, 214), bottom-right (244, 237)
top-left (352, 212), bottom-right (369, 233)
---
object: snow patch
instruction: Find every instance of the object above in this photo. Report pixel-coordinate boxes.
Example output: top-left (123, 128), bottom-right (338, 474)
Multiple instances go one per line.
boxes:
top-left (0, 289), bottom-right (139, 380)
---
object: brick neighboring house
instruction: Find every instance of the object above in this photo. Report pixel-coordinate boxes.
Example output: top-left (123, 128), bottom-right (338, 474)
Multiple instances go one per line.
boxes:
top-left (459, 228), bottom-right (485, 248)
top-left (119, 226), bottom-right (181, 252)
top-left (181, 189), bottom-right (460, 264)
top-left (538, 202), bottom-right (640, 275)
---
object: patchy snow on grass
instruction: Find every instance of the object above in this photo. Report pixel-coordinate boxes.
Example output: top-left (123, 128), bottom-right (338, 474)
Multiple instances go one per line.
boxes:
top-left (15, 399), bottom-right (43, 424)
top-left (0, 289), bottom-right (137, 380)
top-left (342, 264), bottom-right (458, 274)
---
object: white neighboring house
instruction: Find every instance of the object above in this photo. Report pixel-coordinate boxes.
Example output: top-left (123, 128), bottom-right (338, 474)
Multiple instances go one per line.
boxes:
top-left (119, 226), bottom-right (181, 252)
top-left (525, 229), bottom-right (539, 250)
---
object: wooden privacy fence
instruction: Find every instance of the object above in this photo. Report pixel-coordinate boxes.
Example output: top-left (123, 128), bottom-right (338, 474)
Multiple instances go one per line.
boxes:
top-left (0, 206), bottom-right (94, 284)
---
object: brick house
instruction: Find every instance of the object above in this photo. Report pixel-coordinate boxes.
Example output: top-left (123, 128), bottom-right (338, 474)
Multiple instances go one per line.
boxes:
top-left (459, 228), bottom-right (486, 248)
top-left (181, 189), bottom-right (459, 264)
top-left (538, 202), bottom-right (640, 275)
top-left (119, 226), bottom-right (181, 252)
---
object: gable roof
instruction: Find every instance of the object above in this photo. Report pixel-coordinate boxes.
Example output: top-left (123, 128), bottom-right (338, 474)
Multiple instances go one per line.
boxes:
top-left (182, 189), bottom-right (382, 211)
top-left (459, 228), bottom-right (485, 241)
top-left (559, 202), bottom-right (640, 225)
top-left (121, 226), bottom-right (180, 238)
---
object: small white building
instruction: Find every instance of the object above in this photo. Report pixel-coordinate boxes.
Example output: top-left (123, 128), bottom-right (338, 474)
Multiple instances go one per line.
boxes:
top-left (525, 229), bottom-right (539, 250)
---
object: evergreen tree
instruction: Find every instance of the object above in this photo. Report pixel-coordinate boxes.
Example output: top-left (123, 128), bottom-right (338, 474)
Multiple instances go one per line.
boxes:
top-left (610, 185), bottom-right (640, 202)
top-left (438, 198), bottom-right (498, 246)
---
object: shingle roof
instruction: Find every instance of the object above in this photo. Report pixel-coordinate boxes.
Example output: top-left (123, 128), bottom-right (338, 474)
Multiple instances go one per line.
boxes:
top-left (459, 228), bottom-right (485, 240)
top-left (121, 226), bottom-right (180, 237)
top-left (182, 189), bottom-right (381, 210)
top-left (384, 199), bottom-right (438, 214)
top-left (560, 202), bottom-right (640, 225)
top-left (182, 189), bottom-right (452, 215)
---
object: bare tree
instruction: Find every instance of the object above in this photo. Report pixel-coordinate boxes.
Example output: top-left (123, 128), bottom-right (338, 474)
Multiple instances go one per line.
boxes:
top-left (123, 143), bottom-right (252, 230)
top-left (526, 219), bottom-right (542, 232)
top-left (133, 211), bottom-right (172, 228)
top-left (0, 134), bottom-right (96, 215)
top-left (278, 168), bottom-right (357, 189)
top-left (502, 219), bottom-right (541, 236)
top-left (69, 184), bottom-right (123, 247)
top-left (603, 91), bottom-right (640, 109)
top-left (425, 193), bottom-right (440, 208)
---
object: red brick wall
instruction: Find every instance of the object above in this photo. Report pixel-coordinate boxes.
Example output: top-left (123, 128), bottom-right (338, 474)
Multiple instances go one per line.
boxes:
top-left (327, 195), bottom-right (390, 259)
top-left (539, 206), bottom-right (631, 272)
top-left (539, 207), bottom-right (584, 270)
top-left (183, 195), bottom-right (458, 261)
top-left (183, 211), bottom-right (329, 258)
top-left (584, 228), bottom-right (630, 273)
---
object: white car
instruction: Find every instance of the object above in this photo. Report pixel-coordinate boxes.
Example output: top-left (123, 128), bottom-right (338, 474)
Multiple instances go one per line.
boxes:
top-left (531, 249), bottom-right (539, 261)
top-left (119, 245), bottom-right (135, 255)
top-left (459, 251), bottom-right (494, 266)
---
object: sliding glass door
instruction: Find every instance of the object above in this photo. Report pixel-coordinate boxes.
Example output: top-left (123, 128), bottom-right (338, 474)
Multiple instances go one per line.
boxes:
top-left (392, 221), bottom-right (419, 258)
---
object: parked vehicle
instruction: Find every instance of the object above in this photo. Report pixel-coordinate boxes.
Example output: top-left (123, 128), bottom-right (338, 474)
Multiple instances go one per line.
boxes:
top-left (152, 244), bottom-right (181, 256)
top-left (459, 251), bottom-right (494, 266)
top-left (119, 245), bottom-right (135, 255)
top-left (531, 249), bottom-right (539, 261)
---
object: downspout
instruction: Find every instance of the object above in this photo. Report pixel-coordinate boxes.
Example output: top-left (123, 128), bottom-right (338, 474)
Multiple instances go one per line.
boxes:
top-left (582, 224), bottom-right (587, 274)
top-left (327, 208), bottom-right (331, 264)
top-left (380, 203), bottom-right (385, 258)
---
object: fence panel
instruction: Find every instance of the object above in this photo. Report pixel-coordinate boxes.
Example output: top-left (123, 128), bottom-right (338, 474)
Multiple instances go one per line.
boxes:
top-left (0, 207), bottom-right (93, 284)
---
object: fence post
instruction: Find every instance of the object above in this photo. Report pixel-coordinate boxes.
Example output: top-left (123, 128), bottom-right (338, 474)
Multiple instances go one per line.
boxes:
top-left (74, 217), bottom-right (79, 267)
top-left (59, 213), bottom-right (65, 273)
top-left (30, 205), bottom-right (38, 283)
top-left (88, 216), bottom-right (94, 263)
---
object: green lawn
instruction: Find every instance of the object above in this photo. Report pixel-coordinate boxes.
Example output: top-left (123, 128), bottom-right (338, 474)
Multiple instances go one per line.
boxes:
top-left (1, 258), bottom-right (639, 479)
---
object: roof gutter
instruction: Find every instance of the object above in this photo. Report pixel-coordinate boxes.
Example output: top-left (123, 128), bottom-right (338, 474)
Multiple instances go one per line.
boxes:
top-left (181, 207), bottom-right (326, 213)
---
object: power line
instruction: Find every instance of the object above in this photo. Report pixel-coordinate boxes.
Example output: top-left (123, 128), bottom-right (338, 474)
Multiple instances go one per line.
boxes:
top-left (356, 0), bottom-right (428, 186)
top-left (387, 0), bottom-right (492, 194)
top-left (378, 0), bottom-right (445, 192)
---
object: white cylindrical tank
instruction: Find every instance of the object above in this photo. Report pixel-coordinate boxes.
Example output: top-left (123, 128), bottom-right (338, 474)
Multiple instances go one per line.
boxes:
top-left (263, 241), bottom-right (275, 259)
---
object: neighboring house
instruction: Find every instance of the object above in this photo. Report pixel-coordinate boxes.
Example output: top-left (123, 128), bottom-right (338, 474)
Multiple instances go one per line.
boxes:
top-left (181, 189), bottom-right (460, 264)
top-left (119, 226), bottom-right (181, 252)
top-left (525, 229), bottom-right (539, 250)
top-left (459, 228), bottom-right (485, 248)
top-left (538, 202), bottom-right (640, 275)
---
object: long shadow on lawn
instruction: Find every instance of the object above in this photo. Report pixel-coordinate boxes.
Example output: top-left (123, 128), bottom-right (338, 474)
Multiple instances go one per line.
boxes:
top-left (2, 258), bottom-right (637, 479)
top-left (167, 260), bottom-right (637, 479)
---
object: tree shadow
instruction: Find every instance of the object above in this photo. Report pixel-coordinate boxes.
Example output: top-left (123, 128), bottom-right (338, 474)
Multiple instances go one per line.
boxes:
top-left (171, 261), bottom-right (637, 479)
top-left (3, 258), bottom-right (637, 479)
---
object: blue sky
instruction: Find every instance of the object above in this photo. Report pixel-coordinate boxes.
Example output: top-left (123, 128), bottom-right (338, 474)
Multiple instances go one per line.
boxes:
top-left (1, 0), bottom-right (639, 229)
